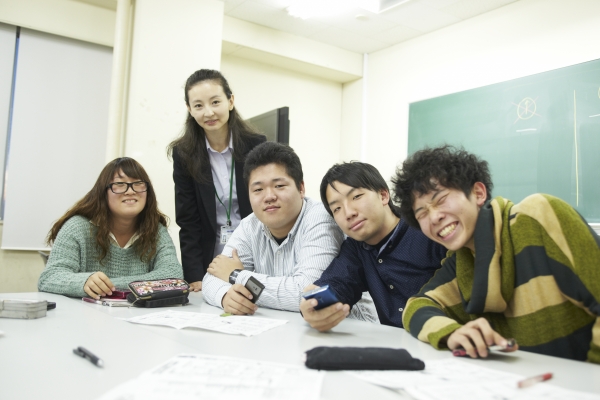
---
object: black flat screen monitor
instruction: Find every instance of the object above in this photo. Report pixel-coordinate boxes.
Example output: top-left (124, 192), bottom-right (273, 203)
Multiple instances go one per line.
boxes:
top-left (248, 107), bottom-right (289, 145)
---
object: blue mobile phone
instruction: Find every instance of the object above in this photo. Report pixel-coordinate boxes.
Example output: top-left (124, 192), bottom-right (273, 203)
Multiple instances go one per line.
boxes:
top-left (302, 285), bottom-right (340, 310)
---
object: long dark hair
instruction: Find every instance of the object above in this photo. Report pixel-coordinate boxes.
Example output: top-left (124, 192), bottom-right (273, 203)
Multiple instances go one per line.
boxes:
top-left (46, 157), bottom-right (168, 263)
top-left (167, 69), bottom-right (263, 183)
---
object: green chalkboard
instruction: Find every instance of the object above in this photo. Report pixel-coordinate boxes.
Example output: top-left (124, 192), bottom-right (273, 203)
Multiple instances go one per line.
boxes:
top-left (408, 59), bottom-right (600, 223)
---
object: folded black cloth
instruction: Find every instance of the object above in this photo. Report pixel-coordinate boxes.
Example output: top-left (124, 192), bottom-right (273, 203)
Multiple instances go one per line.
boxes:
top-left (305, 347), bottom-right (425, 371)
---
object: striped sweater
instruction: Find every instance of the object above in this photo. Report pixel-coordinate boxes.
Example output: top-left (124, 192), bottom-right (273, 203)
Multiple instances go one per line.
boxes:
top-left (403, 194), bottom-right (600, 363)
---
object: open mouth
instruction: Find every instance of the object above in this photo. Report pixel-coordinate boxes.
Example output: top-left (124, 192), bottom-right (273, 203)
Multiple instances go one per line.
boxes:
top-left (122, 199), bottom-right (137, 204)
top-left (438, 222), bottom-right (457, 238)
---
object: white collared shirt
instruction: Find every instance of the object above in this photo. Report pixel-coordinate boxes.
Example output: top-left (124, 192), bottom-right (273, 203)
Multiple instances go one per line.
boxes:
top-left (206, 135), bottom-right (242, 257)
top-left (202, 198), bottom-right (345, 312)
top-left (108, 232), bottom-right (139, 249)
top-left (89, 220), bottom-right (139, 249)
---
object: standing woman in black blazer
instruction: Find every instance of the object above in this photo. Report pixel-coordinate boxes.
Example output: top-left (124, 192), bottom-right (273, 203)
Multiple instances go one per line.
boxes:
top-left (168, 69), bottom-right (266, 291)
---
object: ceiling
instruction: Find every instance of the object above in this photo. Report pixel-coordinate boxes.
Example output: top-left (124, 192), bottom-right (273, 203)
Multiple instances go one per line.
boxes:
top-left (220, 0), bottom-right (518, 53)
top-left (78, 0), bottom-right (519, 54)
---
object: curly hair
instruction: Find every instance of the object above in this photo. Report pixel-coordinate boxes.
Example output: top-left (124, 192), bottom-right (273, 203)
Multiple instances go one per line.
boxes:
top-left (319, 161), bottom-right (400, 218)
top-left (167, 69), bottom-right (263, 183)
top-left (46, 157), bottom-right (168, 263)
top-left (391, 145), bottom-right (493, 228)
top-left (243, 142), bottom-right (303, 190)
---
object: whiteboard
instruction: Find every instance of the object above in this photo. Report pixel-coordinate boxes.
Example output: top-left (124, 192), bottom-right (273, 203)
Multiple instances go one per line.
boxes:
top-left (1, 28), bottom-right (112, 250)
top-left (0, 23), bottom-right (16, 218)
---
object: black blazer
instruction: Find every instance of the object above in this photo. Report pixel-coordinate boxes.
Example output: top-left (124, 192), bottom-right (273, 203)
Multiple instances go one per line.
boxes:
top-left (173, 134), bottom-right (266, 283)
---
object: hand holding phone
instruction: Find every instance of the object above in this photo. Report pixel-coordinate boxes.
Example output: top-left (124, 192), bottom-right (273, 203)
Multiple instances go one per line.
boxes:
top-left (222, 284), bottom-right (258, 315)
top-left (302, 285), bottom-right (340, 310)
top-left (244, 276), bottom-right (265, 304)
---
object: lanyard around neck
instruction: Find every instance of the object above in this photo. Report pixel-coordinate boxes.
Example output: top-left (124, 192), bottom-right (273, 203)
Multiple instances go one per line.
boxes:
top-left (214, 157), bottom-right (235, 226)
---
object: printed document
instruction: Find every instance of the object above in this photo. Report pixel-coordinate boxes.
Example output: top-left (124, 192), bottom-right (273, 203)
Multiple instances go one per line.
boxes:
top-left (350, 359), bottom-right (600, 400)
top-left (123, 310), bottom-right (287, 336)
top-left (98, 353), bottom-right (324, 400)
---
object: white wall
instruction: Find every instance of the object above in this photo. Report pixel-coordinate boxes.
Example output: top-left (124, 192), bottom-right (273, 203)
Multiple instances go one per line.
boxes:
top-left (222, 16), bottom-right (362, 84)
top-left (341, 77), bottom-right (363, 162)
top-left (0, 0), bottom-right (115, 46)
top-left (366, 0), bottom-right (600, 180)
top-left (220, 54), bottom-right (343, 199)
top-left (124, 0), bottom-right (224, 255)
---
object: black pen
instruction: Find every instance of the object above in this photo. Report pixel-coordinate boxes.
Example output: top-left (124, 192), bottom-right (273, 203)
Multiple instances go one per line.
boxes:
top-left (73, 346), bottom-right (104, 367)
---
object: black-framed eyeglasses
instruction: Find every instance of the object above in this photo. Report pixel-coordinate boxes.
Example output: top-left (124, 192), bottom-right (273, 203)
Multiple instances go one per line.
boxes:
top-left (107, 181), bottom-right (149, 194)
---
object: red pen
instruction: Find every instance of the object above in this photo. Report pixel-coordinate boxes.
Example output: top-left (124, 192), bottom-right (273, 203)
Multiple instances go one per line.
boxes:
top-left (518, 372), bottom-right (553, 388)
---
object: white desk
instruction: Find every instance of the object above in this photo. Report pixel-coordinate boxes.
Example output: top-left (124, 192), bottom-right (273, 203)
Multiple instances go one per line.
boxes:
top-left (1, 292), bottom-right (599, 399)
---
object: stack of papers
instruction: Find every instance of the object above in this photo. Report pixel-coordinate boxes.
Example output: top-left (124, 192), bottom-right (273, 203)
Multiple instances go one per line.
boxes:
top-left (0, 299), bottom-right (47, 319)
top-left (350, 359), bottom-right (600, 400)
top-left (123, 310), bottom-right (288, 336)
top-left (99, 354), bottom-right (324, 400)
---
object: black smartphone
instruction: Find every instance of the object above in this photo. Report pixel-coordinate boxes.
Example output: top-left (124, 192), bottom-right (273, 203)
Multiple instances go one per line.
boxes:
top-left (302, 285), bottom-right (339, 310)
top-left (47, 302), bottom-right (56, 310)
top-left (245, 276), bottom-right (265, 304)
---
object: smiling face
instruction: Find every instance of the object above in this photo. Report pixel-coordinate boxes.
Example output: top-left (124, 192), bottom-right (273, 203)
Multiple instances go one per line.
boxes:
top-left (186, 80), bottom-right (234, 138)
top-left (326, 181), bottom-right (397, 245)
top-left (248, 163), bottom-right (305, 239)
top-left (106, 170), bottom-right (147, 223)
top-left (412, 182), bottom-right (487, 251)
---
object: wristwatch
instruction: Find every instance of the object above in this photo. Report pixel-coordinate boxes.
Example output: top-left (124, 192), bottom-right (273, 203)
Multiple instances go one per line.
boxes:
top-left (228, 269), bottom-right (242, 285)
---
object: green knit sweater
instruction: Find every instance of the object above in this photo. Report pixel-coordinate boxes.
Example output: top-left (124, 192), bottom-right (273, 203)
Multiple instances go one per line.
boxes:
top-left (38, 216), bottom-right (183, 297)
top-left (403, 194), bottom-right (600, 363)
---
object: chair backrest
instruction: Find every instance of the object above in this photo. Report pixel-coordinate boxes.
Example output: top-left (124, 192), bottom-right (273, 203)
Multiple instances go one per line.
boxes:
top-left (38, 251), bottom-right (49, 265)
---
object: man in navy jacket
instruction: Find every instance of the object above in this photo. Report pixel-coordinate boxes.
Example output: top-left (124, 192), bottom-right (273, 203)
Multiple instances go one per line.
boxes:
top-left (300, 162), bottom-right (446, 331)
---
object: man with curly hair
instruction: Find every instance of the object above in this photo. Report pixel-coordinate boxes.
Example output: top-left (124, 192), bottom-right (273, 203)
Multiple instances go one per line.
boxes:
top-left (393, 145), bottom-right (600, 364)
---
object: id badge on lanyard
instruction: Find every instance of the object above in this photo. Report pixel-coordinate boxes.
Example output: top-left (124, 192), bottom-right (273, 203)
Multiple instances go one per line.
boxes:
top-left (215, 158), bottom-right (236, 245)
top-left (220, 224), bottom-right (235, 244)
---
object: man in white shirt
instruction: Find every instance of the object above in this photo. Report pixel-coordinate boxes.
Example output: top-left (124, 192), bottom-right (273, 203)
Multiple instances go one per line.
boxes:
top-left (202, 142), bottom-right (345, 314)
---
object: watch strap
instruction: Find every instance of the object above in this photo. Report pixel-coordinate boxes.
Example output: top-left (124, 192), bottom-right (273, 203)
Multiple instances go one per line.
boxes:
top-left (228, 269), bottom-right (242, 285)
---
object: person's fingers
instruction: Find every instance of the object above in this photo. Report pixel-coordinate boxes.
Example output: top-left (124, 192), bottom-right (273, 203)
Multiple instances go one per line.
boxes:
top-left (299, 298), bottom-right (314, 315)
top-left (316, 303), bottom-right (349, 330)
top-left (466, 328), bottom-right (489, 358)
top-left (448, 319), bottom-right (498, 358)
top-left (305, 303), bottom-right (349, 332)
top-left (84, 284), bottom-right (99, 299)
top-left (232, 284), bottom-right (253, 301)
top-left (224, 293), bottom-right (256, 315)
top-left (97, 272), bottom-right (115, 292)
top-left (450, 333), bottom-right (478, 358)
top-left (469, 318), bottom-right (498, 347)
top-left (189, 281), bottom-right (202, 292)
top-left (90, 275), bottom-right (113, 297)
top-left (86, 280), bottom-right (104, 299)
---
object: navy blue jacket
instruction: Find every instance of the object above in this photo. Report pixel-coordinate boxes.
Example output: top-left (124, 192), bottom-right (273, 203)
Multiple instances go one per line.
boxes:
top-left (315, 219), bottom-right (446, 328)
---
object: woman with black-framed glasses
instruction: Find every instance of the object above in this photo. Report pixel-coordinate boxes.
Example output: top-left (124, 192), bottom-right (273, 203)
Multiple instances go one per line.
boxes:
top-left (38, 157), bottom-right (183, 299)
